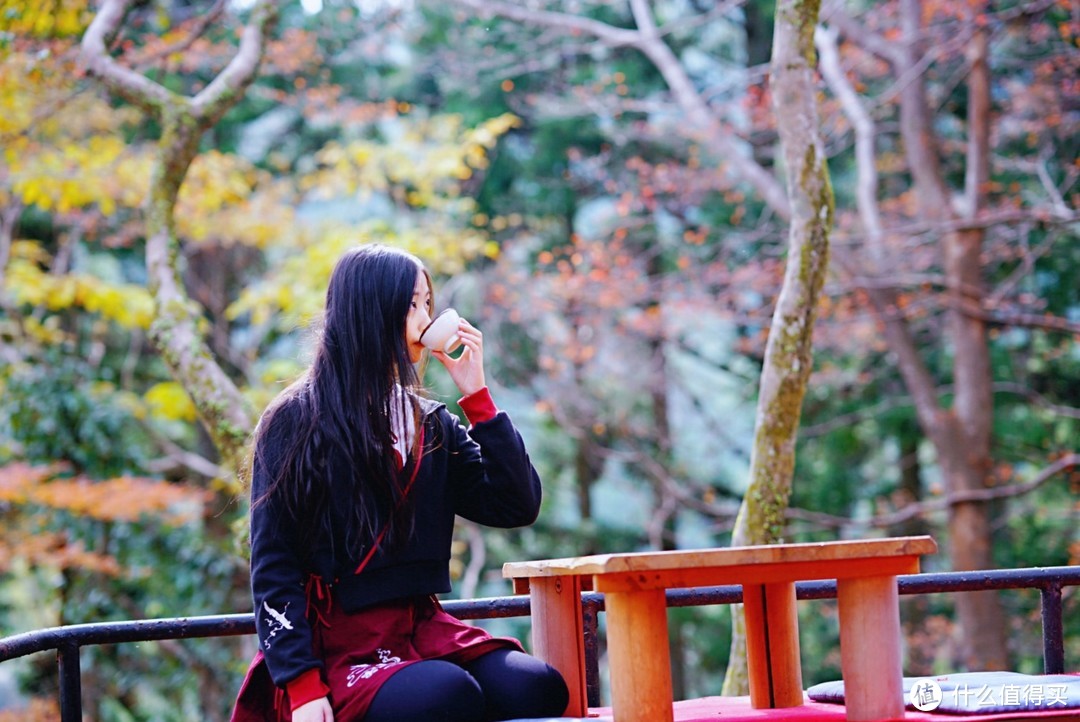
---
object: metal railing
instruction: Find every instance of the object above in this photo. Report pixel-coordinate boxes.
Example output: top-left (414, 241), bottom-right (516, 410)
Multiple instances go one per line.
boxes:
top-left (1, 565), bottom-right (1077, 722)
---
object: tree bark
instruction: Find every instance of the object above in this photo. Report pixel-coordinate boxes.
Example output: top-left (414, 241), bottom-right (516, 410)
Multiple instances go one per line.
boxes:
top-left (941, 19), bottom-right (1008, 670)
top-left (722, 0), bottom-right (833, 695)
top-left (826, 0), bottom-right (1008, 670)
top-left (79, 0), bottom-right (277, 484)
top-left (893, 0), bottom-right (1007, 669)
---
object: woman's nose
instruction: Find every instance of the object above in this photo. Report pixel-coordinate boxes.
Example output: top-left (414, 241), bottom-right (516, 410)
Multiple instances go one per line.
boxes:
top-left (415, 310), bottom-right (432, 333)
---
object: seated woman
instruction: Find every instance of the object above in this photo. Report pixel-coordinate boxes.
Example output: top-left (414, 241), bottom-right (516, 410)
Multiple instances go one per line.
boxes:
top-left (231, 244), bottom-right (568, 722)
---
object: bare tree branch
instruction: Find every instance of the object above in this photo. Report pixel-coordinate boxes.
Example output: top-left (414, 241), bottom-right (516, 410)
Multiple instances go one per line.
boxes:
top-left (898, 0), bottom-right (953, 217)
top-left (993, 0), bottom-right (1060, 22)
top-left (830, 251), bottom-right (946, 439)
top-left (839, 209), bottom-right (1078, 242)
top-left (80, 0), bottom-right (179, 112)
top-left (962, 30), bottom-right (991, 218)
top-left (144, 431), bottom-right (229, 480)
top-left (193, 0), bottom-right (277, 123)
top-left (451, 0), bottom-right (639, 46)
top-left (957, 298), bottom-right (1080, 336)
top-left (129, 0), bottom-right (228, 67)
top-left (993, 382), bottom-right (1080, 420)
top-left (613, 445), bottom-right (742, 522)
top-left (787, 453), bottom-right (1080, 530)
top-left (817, 24), bottom-right (885, 268)
top-left (655, 0), bottom-right (748, 39)
top-left (821, 1), bottom-right (904, 67)
top-left (1036, 145), bottom-right (1074, 218)
top-left (801, 379), bottom-right (1080, 439)
top-left (446, 0), bottom-right (792, 218)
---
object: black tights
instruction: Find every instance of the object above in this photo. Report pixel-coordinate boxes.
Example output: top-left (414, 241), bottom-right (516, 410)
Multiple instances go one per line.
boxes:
top-left (363, 648), bottom-right (569, 722)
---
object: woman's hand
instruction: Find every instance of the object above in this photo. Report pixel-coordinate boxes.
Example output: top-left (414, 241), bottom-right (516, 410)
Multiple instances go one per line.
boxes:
top-left (292, 696), bottom-right (333, 722)
top-left (431, 318), bottom-right (486, 397)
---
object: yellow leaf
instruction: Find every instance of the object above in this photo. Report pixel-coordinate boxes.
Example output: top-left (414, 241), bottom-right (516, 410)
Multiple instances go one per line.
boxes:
top-left (144, 382), bottom-right (198, 422)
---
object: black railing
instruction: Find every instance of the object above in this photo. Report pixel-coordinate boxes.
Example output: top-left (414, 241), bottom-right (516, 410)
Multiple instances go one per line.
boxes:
top-left (1, 566), bottom-right (1077, 722)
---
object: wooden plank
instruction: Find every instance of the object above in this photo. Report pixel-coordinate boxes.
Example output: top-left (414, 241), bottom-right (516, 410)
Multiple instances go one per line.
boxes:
top-left (743, 585), bottom-right (773, 709)
top-left (764, 582), bottom-right (804, 708)
top-left (528, 576), bottom-right (587, 716)
top-left (591, 555), bottom-right (923, 593)
top-left (743, 582), bottom-right (803, 709)
top-left (837, 575), bottom-right (905, 721)
top-left (503, 536), bottom-right (937, 579)
top-left (604, 588), bottom-right (674, 722)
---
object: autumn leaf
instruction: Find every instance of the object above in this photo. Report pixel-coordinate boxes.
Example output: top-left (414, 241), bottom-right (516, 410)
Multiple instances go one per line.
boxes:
top-left (0, 462), bottom-right (61, 504)
top-left (0, 463), bottom-right (210, 525)
top-left (31, 474), bottom-right (209, 524)
top-left (0, 0), bottom-right (92, 39)
top-left (144, 382), bottom-right (198, 423)
top-left (0, 531), bottom-right (122, 576)
top-left (6, 241), bottom-right (154, 328)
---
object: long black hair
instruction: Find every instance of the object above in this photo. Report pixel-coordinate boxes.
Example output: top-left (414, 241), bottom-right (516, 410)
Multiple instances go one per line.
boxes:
top-left (252, 244), bottom-right (434, 558)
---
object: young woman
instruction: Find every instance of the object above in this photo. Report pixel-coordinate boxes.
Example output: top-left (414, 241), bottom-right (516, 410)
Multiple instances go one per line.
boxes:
top-left (231, 245), bottom-right (568, 722)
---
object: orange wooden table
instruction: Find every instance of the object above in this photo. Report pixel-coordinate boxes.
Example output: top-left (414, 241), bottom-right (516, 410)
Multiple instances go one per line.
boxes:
top-left (503, 536), bottom-right (937, 722)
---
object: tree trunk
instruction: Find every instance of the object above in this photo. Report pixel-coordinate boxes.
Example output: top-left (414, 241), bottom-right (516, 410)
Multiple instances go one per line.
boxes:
top-left (80, 0), bottom-right (277, 486)
top-left (891, 1), bottom-right (1008, 668)
top-left (567, 294), bottom-right (604, 554)
top-left (722, 0), bottom-right (833, 695)
top-left (943, 21), bottom-right (1008, 671)
top-left (145, 110), bottom-right (256, 479)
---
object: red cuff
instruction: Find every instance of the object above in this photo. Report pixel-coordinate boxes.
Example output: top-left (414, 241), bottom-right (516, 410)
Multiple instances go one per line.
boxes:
top-left (459, 386), bottom-right (497, 425)
top-left (287, 668), bottom-right (330, 712)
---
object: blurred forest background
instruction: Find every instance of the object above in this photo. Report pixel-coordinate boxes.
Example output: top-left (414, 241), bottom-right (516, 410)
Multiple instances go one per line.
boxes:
top-left (0, 0), bottom-right (1077, 719)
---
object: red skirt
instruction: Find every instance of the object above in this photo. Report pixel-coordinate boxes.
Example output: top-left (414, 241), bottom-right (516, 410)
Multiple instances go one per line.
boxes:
top-left (230, 594), bottom-right (523, 721)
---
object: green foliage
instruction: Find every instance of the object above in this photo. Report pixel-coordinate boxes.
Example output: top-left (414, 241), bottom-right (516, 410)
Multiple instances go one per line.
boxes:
top-left (4, 353), bottom-right (153, 478)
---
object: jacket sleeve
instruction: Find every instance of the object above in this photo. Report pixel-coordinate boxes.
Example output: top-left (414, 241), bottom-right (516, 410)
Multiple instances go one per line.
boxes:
top-left (446, 395), bottom-right (543, 527)
top-left (248, 411), bottom-right (325, 692)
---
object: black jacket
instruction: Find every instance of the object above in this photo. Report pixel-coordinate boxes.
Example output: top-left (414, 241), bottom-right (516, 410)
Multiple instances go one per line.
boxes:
top-left (248, 394), bottom-right (542, 688)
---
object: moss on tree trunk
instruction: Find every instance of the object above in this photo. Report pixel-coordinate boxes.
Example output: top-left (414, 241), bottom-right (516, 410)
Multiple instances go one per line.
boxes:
top-left (722, 0), bottom-right (833, 696)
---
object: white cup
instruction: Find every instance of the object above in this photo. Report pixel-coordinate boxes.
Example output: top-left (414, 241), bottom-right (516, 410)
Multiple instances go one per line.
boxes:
top-left (420, 308), bottom-right (463, 353)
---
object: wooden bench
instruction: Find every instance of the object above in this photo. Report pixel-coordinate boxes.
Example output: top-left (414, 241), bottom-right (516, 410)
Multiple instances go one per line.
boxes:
top-left (504, 535), bottom-right (938, 722)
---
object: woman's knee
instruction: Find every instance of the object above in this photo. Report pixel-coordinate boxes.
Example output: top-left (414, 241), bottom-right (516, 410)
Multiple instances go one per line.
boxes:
top-left (364, 660), bottom-right (483, 722)
top-left (465, 649), bottom-right (570, 720)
